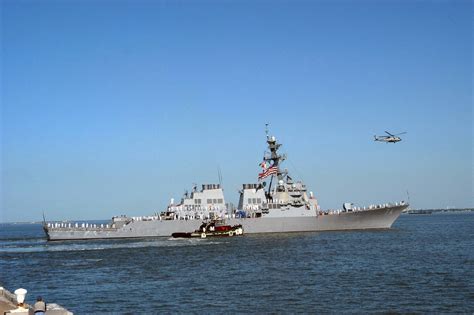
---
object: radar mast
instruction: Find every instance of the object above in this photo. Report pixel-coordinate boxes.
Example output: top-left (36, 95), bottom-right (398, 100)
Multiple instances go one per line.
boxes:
top-left (261, 125), bottom-right (289, 196)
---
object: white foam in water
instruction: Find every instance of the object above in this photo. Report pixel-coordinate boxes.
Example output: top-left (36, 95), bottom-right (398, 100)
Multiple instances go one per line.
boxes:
top-left (0, 237), bottom-right (227, 253)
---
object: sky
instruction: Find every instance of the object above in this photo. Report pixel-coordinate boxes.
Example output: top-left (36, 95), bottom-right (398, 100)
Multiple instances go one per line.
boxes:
top-left (1, 0), bottom-right (472, 222)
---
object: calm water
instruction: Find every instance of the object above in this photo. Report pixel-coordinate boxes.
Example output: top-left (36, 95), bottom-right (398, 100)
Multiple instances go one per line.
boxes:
top-left (1, 213), bottom-right (473, 313)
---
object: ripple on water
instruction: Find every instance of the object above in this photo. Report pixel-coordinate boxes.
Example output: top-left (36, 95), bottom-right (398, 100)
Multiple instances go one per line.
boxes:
top-left (0, 214), bottom-right (473, 313)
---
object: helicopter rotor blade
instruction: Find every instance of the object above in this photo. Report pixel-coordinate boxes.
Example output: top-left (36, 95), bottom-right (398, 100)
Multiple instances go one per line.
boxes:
top-left (385, 131), bottom-right (394, 137)
top-left (394, 132), bottom-right (407, 136)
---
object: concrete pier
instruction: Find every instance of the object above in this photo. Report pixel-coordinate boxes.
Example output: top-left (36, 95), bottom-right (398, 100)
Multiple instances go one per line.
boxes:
top-left (0, 287), bottom-right (73, 315)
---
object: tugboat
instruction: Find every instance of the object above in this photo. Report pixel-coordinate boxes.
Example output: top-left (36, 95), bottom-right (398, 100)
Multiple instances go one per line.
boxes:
top-left (172, 220), bottom-right (244, 238)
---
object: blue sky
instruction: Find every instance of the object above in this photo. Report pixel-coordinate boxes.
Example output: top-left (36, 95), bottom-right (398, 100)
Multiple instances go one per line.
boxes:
top-left (1, 0), bottom-right (472, 222)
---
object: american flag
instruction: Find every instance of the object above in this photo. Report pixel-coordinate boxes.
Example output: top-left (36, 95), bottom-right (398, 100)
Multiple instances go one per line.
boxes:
top-left (258, 165), bottom-right (278, 180)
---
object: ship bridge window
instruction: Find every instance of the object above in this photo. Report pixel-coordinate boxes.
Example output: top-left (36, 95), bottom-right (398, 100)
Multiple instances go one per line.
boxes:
top-left (257, 198), bottom-right (261, 204)
top-left (218, 198), bottom-right (223, 204)
top-left (207, 199), bottom-right (212, 204)
top-left (247, 198), bottom-right (252, 204)
top-left (194, 199), bottom-right (201, 204)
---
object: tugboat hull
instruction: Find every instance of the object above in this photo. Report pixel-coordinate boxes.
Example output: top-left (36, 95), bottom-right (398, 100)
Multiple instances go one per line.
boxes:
top-left (171, 222), bottom-right (243, 238)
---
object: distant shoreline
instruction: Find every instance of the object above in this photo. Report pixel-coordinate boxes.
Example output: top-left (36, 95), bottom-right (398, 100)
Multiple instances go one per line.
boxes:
top-left (402, 208), bottom-right (474, 215)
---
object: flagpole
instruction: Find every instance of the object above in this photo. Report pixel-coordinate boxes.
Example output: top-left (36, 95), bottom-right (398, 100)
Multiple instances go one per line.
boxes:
top-left (267, 174), bottom-right (274, 197)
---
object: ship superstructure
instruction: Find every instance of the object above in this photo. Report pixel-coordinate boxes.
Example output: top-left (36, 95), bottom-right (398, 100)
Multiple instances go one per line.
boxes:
top-left (162, 184), bottom-right (227, 221)
top-left (238, 132), bottom-right (319, 219)
top-left (43, 129), bottom-right (408, 241)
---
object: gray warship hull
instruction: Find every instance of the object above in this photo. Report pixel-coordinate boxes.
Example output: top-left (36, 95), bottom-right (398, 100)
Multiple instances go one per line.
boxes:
top-left (45, 204), bottom-right (406, 241)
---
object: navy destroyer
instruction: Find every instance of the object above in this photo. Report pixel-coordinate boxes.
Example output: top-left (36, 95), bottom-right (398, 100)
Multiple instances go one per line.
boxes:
top-left (43, 129), bottom-right (408, 241)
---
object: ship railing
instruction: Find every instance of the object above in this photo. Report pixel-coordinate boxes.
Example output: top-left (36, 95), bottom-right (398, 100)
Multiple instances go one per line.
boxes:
top-left (131, 215), bottom-right (162, 222)
top-left (47, 222), bottom-right (118, 231)
top-left (320, 201), bottom-right (405, 216)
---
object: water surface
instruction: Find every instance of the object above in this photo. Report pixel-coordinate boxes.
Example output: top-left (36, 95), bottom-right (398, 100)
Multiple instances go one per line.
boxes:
top-left (1, 213), bottom-right (473, 313)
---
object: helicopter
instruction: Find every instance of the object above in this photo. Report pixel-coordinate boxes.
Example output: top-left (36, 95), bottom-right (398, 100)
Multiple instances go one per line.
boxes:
top-left (374, 131), bottom-right (407, 143)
